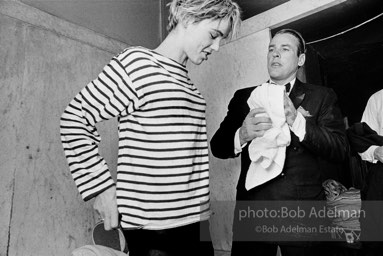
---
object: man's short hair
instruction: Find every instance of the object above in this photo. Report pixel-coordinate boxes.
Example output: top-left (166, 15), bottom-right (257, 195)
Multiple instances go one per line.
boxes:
top-left (274, 28), bottom-right (306, 56)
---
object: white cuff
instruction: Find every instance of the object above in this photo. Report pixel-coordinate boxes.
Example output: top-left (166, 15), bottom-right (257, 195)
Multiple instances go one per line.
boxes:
top-left (234, 128), bottom-right (247, 154)
top-left (290, 112), bottom-right (306, 142)
top-left (359, 145), bottom-right (379, 163)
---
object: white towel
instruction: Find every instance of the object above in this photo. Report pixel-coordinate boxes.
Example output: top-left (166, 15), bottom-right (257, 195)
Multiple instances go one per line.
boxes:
top-left (245, 83), bottom-right (291, 190)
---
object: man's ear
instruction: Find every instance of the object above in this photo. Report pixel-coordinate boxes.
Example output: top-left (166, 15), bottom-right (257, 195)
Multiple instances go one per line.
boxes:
top-left (298, 53), bottom-right (306, 67)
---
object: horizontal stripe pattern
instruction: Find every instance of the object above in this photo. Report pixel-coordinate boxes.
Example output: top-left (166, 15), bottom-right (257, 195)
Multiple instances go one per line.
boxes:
top-left (60, 47), bottom-right (210, 229)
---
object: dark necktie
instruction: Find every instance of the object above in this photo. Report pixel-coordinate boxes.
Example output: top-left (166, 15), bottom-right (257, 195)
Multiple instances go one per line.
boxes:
top-left (284, 82), bottom-right (291, 93)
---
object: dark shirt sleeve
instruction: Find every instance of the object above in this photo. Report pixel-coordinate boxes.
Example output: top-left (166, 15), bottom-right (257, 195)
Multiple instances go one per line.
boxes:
top-left (347, 122), bottom-right (383, 153)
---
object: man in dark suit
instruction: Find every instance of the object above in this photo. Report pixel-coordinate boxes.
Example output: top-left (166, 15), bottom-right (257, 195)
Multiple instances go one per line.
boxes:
top-left (210, 29), bottom-right (348, 256)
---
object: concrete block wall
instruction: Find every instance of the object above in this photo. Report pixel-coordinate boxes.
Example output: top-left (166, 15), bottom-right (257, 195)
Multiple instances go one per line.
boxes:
top-left (188, 28), bottom-right (271, 253)
top-left (0, 1), bottom-right (127, 255)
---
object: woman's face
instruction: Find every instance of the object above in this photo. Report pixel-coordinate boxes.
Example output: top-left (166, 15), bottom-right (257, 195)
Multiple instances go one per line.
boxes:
top-left (182, 18), bottom-right (231, 65)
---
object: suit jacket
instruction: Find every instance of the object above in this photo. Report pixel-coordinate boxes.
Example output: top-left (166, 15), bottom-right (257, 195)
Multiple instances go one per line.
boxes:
top-left (210, 79), bottom-right (348, 200)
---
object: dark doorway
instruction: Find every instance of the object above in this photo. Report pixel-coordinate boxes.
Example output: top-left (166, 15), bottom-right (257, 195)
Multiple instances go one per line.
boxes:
top-left (308, 14), bottom-right (383, 126)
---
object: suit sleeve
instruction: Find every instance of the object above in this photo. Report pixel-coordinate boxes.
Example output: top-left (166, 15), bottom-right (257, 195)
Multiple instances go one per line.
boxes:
top-left (210, 90), bottom-right (249, 159)
top-left (301, 88), bottom-right (348, 162)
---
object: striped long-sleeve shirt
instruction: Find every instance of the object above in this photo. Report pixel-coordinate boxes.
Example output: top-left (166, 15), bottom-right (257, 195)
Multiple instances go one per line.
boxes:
top-left (60, 47), bottom-right (210, 230)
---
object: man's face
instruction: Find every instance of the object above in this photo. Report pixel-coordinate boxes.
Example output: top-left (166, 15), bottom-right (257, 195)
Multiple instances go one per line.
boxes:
top-left (182, 18), bottom-right (230, 65)
top-left (267, 33), bottom-right (305, 84)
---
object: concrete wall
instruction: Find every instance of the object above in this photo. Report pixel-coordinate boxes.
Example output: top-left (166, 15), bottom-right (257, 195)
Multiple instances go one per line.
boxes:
top-left (19, 0), bottom-right (164, 48)
top-left (0, 1), bottom-right (127, 255)
top-left (188, 28), bottom-right (271, 253)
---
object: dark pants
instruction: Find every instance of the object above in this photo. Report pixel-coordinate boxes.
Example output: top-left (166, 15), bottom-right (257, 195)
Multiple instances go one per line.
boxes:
top-left (232, 185), bottom-right (330, 256)
top-left (361, 163), bottom-right (383, 255)
top-left (231, 241), bottom-right (329, 256)
top-left (123, 221), bottom-right (214, 256)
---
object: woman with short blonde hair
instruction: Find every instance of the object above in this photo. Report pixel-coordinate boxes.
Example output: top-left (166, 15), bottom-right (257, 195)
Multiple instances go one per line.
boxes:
top-left (167, 0), bottom-right (241, 39)
top-left (62, 1), bottom-right (241, 255)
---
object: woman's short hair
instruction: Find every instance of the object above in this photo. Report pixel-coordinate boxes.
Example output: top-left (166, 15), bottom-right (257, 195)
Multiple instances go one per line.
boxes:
top-left (274, 28), bottom-right (306, 56)
top-left (167, 0), bottom-right (241, 40)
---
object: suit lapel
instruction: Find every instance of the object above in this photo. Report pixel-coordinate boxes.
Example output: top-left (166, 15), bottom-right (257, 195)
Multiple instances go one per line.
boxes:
top-left (289, 79), bottom-right (306, 109)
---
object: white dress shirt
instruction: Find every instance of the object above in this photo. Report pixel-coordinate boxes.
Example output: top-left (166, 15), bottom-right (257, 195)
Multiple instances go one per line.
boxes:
top-left (359, 89), bottom-right (383, 163)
